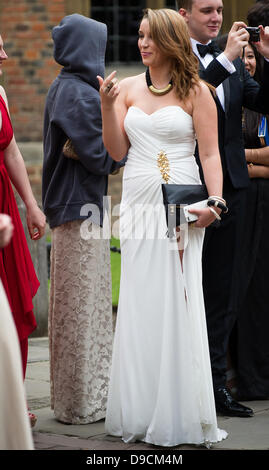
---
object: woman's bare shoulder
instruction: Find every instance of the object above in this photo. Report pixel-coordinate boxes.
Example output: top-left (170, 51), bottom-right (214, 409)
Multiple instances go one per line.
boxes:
top-left (119, 73), bottom-right (145, 88)
top-left (191, 80), bottom-right (215, 106)
top-left (193, 79), bottom-right (212, 95)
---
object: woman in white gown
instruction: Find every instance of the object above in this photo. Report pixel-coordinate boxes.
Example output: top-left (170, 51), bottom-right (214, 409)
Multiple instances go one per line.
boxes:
top-left (0, 214), bottom-right (34, 450)
top-left (98, 8), bottom-right (228, 447)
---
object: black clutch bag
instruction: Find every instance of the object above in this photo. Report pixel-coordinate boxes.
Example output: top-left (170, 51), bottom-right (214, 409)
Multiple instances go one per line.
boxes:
top-left (161, 183), bottom-right (208, 234)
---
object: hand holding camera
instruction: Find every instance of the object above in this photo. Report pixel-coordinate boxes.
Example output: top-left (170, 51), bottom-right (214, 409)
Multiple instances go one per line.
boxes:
top-left (251, 25), bottom-right (269, 60)
top-left (224, 22), bottom-right (269, 62)
top-left (224, 22), bottom-right (251, 62)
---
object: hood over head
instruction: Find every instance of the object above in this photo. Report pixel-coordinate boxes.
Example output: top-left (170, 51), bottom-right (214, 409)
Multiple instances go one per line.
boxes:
top-left (52, 14), bottom-right (107, 88)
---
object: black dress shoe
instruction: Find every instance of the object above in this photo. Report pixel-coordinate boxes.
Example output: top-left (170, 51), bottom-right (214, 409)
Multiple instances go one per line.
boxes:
top-left (214, 387), bottom-right (254, 417)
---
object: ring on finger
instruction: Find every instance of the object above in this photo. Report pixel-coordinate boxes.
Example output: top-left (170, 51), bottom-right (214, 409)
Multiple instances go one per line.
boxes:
top-left (105, 83), bottom-right (113, 93)
top-left (105, 78), bottom-right (117, 93)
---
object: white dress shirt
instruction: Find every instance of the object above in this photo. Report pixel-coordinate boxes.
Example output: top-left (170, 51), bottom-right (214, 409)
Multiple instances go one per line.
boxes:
top-left (191, 38), bottom-right (236, 110)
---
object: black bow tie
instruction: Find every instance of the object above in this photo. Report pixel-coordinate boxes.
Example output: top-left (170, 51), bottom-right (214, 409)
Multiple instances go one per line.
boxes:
top-left (197, 42), bottom-right (220, 58)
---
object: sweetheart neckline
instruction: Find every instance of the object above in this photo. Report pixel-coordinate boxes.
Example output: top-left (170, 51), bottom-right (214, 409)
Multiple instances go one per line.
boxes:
top-left (128, 105), bottom-right (192, 119)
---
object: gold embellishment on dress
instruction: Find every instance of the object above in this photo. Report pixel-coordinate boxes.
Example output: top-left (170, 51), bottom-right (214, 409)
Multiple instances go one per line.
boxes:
top-left (157, 150), bottom-right (170, 183)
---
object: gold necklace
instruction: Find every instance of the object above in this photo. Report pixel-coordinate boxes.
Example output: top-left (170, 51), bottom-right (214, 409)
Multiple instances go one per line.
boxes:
top-left (146, 68), bottom-right (173, 96)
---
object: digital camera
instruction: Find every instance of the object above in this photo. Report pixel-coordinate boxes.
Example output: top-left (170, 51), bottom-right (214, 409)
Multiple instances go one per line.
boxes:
top-left (245, 26), bottom-right (260, 42)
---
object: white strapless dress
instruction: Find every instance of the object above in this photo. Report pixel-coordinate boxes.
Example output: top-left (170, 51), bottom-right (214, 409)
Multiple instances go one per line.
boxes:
top-left (105, 106), bottom-right (227, 447)
top-left (0, 281), bottom-right (33, 450)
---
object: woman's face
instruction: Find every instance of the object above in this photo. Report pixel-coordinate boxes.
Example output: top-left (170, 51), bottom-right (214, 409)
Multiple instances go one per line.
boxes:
top-left (243, 44), bottom-right (256, 77)
top-left (138, 19), bottom-right (167, 68)
top-left (0, 36), bottom-right (8, 76)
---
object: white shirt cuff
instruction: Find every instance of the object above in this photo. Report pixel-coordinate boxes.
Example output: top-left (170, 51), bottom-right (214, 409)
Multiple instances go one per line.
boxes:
top-left (217, 52), bottom-right (236, 74)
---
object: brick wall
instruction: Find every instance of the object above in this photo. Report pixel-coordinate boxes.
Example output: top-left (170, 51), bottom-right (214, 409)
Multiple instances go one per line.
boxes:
top-left (0, 0), bottom-right (65, 141)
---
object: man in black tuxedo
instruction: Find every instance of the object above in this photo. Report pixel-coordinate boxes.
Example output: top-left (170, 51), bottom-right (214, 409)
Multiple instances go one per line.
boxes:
top-left (178, 0), bottom-right (269, 417)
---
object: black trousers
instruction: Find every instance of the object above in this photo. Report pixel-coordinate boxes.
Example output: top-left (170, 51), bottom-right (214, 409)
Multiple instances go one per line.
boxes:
top-left (202, 177), bottom-right (248, 390)
top-left (235, 179), bottom-right (269, 399)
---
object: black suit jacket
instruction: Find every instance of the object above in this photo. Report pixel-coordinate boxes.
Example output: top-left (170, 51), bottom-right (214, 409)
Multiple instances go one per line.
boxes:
top-left (198, 56), bottom-right (269, 189)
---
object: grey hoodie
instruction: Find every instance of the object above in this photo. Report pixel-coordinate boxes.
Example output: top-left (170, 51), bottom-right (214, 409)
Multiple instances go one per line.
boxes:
top-left (42, 14), bottom-right (122, 229)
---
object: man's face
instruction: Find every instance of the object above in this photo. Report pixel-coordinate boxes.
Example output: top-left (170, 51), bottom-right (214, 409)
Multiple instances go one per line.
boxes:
top-left (180, 0), bottom-right (223, 44)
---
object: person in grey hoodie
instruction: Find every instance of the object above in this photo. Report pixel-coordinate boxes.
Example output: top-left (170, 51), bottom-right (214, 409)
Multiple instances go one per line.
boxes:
top-left (42, 14), bottom-right (124, 424)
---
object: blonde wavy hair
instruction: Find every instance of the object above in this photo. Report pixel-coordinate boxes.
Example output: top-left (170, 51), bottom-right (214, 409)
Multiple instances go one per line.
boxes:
top-left (142, 8), bottom-right (201, 101)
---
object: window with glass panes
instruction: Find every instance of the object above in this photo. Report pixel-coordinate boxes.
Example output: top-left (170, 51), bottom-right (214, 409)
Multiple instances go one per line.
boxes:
top-left (165, 1), bottom-right (177, 9)
top-left (90, 1), bottom-right (177, 64)
top-left (91, 0), bottom-right (146, 64)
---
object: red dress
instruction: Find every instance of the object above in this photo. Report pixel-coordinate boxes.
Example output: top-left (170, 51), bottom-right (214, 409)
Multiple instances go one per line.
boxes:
top-left (0, 94), bottom-right (39, 345)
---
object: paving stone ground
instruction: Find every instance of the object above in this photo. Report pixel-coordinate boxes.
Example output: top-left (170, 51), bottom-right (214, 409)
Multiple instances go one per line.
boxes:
top-left (27, 338), bottom-right (269, 454)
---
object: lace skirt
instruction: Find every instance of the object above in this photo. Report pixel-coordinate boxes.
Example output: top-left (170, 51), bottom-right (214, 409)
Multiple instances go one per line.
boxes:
top-left (49, 220), bottom-right (113, 424)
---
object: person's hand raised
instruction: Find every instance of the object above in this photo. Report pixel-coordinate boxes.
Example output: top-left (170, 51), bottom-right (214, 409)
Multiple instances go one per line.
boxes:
top-left (224, 22), bottom-right (250, 62)
top-left (97, 71), bottom-right (120, 108)
top-left (253, 26), bottom-right (269, 59)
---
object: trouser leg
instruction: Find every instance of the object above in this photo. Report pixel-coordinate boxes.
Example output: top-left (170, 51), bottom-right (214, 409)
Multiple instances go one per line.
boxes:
top-left (202, 181), bottom-right (248, 390)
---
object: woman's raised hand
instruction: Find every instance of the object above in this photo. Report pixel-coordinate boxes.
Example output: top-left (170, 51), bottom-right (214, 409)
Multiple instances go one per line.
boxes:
top-left (97, 71), bottom-right (120, 107)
